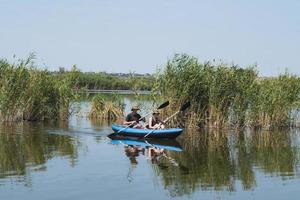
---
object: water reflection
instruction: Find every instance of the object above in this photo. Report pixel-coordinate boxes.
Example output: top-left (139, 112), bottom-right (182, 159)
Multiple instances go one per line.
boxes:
top-left (0, 122), bottom-right (79, 183)
top-left (109, 136), bottom-right (182, 164)
top-left (1, 112), bottom-right (300, 198)
top-left (109, 136), bottom-right (182, 183)
top-left (152, 129), bottom-right (300, 197)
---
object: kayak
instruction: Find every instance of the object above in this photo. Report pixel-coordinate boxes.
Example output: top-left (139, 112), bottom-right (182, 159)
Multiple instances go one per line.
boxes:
top-left (108, 134), bottom-right (182, 152)
top-left (111, 124), bottom-right (183, 139)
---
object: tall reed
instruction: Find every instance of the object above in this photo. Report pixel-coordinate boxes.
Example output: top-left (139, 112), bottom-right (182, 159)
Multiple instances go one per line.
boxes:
top-left (0, 56), bottom-right (79, 122)
top-left (88, 94), bottom-right (124, 120)
top-left (154, 54), bottom-right (300, 129)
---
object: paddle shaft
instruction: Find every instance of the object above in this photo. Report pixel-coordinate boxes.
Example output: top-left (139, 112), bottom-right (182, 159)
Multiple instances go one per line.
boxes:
top-left (143, 125), bottom-right (159, 138)
top-left (117, 113), bottom-right (148, 133)
top-left (144, 111), bottom-right (182, 138)
top-left (162, 110), bottom-right (180, 124)
top-left (144, 102), bottom-right (190, 138)
top-left (144, 140), bottom-right (179, 166)
top-left (117, 101), bottom-right (169, 133)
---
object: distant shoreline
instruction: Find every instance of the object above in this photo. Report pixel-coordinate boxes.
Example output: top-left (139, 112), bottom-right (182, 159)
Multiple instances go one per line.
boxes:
top-left (74, 89), bottom-right (151, 95)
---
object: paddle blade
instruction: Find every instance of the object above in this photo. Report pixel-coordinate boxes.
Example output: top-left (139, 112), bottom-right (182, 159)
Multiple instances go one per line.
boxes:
top-left (157, 100), bottom-right (169, 110)
top-left (107, 133), bottom-right (118, 138)
top-left (180, 101), bottom-right (191, 112)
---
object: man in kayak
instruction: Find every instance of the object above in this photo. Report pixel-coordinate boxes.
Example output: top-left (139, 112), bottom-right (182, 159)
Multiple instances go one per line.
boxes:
top-left (146, 110), bottom-right (165, 129)
top-left (123, 105), bottom-right (145, 128)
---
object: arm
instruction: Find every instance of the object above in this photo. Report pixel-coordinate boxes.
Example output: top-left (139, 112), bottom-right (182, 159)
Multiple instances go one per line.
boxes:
top-left (123, 120), bottom-right (137, 125)
top-left (137, 114), bottom-right (145, 122)
top-left (158, 117), bottom-right (165, 124)
top-left (156, 117), bottom-right (165, 129)
top-left (148, 117), bottom-right (156, 129)
top-left (123, 114), bottom-right (137, 126)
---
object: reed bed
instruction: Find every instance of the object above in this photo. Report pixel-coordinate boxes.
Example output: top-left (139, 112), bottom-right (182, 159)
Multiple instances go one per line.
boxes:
top-left (154, 54), bottom-right (300, 129)
top-left (73, 71), bottom-right (154, 91)
top-left (88, 94), bottom-right (124, 120)
top-left (0, 57), bottom-right (79, 122)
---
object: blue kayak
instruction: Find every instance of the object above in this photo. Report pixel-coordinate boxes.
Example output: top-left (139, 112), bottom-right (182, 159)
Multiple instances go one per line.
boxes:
top-left (108, 136), bottom-right (182, 152)
top-left (111, 124), bottom-right (183, 139)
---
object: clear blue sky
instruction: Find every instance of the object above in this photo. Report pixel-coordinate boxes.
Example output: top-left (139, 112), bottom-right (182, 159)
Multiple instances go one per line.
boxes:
top-left (1, 0), bottom-right (299, 76)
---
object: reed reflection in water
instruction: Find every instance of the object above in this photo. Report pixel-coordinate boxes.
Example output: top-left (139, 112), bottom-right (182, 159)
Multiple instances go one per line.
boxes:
top-left (149, 128), bottom-right (300, 197)
top-left (0, 122), bottom-right (80, 185)
top-left (0, 97), bottom-right (300, 199)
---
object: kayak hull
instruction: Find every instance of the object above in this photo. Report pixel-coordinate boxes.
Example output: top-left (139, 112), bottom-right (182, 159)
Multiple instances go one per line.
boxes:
top-left (111, 124), bottom-right (183, 139)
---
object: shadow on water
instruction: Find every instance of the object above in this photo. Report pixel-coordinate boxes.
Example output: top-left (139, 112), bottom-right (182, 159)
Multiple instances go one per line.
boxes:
top-left (150, 128), bottom-right (300, 197)
top-left (0, 122), bottom-right (80, 185)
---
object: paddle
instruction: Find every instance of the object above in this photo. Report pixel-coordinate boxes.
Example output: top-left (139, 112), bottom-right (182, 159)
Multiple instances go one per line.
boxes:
top-left (117, 100), bottom-right (169, 134)
top-left (144, 101), bottom-right (191, 138)
top-left (144, 140), bottom-right (179, 166)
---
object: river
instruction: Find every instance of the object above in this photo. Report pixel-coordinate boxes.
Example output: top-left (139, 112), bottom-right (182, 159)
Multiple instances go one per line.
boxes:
top-left (0, 97), bottom-right (300, 200)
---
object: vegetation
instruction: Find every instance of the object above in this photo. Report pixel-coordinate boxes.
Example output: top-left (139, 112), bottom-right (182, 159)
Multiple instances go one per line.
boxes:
top-left (55, 69), bottom-right (155, 91)
top-left (154, 54), bottom-right (300, 129)
top-left (0, 56), bottom-right (79, 122)
top-left (88, 94), bottom-right (124, 120)
top-left (0, 55), bottom-right (153, 122)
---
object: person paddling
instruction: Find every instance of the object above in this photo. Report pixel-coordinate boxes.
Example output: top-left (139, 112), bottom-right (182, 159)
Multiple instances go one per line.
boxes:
top-left (146, 110), bottom-right (165, 129)
top-left (123, 105), bottom-right (145, 128)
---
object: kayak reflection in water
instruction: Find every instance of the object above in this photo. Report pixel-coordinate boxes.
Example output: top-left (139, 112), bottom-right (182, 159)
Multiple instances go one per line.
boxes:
top-left (124, 145), bottom-right (165, 164)
top-left (124, 145), bottom-right (144, 166)
top-left (124, 144), bottom-right (165, 182)
top-left (111, 137), bottom-right (182, 182)
top-left (146, 146), bottom-right (165, 164)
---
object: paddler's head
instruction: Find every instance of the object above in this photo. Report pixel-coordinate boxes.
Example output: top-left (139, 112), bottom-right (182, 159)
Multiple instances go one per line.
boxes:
top-left (131, 105), bottom-right (140, 113)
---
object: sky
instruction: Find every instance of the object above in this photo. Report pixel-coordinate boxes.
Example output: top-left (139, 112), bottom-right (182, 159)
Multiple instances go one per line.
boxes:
top-left (0, 0), bottom-right (300, 76)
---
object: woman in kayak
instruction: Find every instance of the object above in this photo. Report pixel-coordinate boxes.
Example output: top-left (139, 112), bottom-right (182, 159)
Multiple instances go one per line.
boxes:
top-left (146, 110), bottom-right (165, 129)
top-left (123, 105), bottom-right (145, 128)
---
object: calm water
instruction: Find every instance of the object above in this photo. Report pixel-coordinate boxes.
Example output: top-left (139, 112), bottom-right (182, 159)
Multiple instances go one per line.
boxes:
top-left (1, 101), bottom-right (300, 200)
